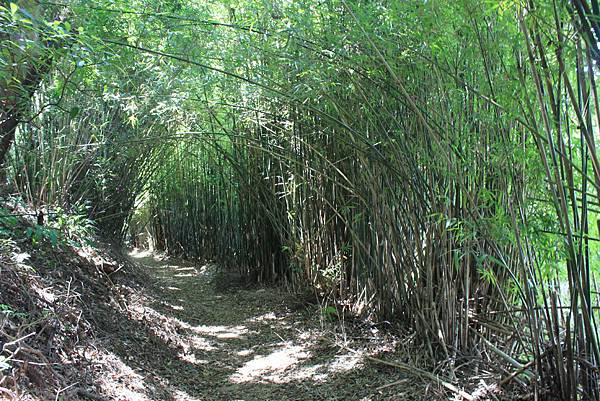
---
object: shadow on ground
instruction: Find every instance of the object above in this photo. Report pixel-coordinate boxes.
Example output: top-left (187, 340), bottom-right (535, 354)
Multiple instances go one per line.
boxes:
top-left (84, 251), bottom-right (426, 401)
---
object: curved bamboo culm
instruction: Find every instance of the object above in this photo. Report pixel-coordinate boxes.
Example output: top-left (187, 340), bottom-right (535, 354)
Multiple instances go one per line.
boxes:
top-left (3, 0), bottom-right (599, 398)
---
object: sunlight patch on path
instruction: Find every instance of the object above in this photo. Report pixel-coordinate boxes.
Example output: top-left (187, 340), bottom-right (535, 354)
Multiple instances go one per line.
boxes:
top-left (128, 249), bottom-right (156, 259)
top-left (192, 324), bottom-right (249, 339)
top-left (229, 341), bottom-right (311, 383)
top-left (246, 311), bottom-right (280, 322)
top-left (226, 333), bottom-right (366, 385)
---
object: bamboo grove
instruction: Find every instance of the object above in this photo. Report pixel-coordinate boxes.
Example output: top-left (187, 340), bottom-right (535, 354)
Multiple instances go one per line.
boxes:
top-left (1, 0), bottom-right (599, 398)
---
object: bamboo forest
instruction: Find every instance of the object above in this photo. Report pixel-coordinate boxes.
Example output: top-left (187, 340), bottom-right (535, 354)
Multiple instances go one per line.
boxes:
top-left (0, 0), bottom-right (599, 399)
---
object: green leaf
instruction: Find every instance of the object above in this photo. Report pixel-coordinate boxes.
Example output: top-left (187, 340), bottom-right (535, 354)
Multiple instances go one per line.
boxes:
top-left (70, 106), bottom-right (80, 118)
top-left (48, 229), bottom-right (58, 247)
top-left (9, 3), bottom-right (18, 16)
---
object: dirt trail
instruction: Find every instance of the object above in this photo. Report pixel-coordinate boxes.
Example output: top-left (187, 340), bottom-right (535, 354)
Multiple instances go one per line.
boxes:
top-left (87, 251), bottom-right (426, 401)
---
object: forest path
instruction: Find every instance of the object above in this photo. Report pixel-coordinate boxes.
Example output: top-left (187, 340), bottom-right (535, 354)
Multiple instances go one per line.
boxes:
top-left (93, 251), bottom-right (418, 401)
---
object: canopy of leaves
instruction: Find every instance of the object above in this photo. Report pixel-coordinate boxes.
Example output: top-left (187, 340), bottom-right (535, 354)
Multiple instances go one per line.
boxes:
top-left (2, 0), bottom-right (599, 398)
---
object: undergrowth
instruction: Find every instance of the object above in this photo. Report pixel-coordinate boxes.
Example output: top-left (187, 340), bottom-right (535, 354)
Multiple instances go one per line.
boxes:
top-left (0, 198), bottom-right (139, 400)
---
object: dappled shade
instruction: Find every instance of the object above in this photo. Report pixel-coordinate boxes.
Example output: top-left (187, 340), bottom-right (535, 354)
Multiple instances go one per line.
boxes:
top-left (1, 0), bottom-right (599, 399)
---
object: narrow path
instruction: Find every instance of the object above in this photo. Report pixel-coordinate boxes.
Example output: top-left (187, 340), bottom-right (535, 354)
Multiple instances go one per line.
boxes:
top-left (88, 252), bottom-right (423, 401)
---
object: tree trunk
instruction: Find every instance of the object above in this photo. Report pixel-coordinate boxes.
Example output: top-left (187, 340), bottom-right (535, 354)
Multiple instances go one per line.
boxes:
top-left (0, 56), bottom-right (53, 166)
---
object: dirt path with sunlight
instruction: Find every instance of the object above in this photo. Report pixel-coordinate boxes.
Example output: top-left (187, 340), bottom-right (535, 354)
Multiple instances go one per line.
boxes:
top-left (88, 252), bottom-right (428, 401)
